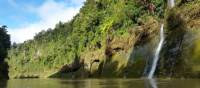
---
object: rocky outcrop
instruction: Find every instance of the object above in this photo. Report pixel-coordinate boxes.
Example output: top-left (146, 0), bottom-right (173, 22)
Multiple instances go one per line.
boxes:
top-left (59, 59), bottom-right (84, 73)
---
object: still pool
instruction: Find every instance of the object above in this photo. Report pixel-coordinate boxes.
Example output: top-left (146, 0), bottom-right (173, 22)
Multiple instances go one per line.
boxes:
top-left (0, 78), bottom-right (200, 88)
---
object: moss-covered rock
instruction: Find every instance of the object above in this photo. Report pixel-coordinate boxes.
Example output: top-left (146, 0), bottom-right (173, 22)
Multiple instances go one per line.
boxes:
top-left (158, 0), bottom-right (200, 78)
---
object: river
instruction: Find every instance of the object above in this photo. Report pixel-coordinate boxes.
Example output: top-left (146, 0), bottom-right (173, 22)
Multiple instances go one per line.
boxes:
top-left (0, 78), bottom-right (200, 88)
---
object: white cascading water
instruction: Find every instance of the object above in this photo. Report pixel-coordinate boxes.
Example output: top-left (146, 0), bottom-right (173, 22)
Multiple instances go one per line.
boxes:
top-left (148, 24), bottom-right (164, 79)
top-left (168, 0), bottom-right (175, 8)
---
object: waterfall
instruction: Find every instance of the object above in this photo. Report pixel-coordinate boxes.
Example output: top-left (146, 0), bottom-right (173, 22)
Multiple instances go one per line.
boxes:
top-left (168, 0), bottom-right (175, 8)
top-left (148, 24), bottom-right (164, 79)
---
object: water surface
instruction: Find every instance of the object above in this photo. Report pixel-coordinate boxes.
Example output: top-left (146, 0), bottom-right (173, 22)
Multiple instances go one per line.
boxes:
top-left (0, 78), bottom-right (200, 88)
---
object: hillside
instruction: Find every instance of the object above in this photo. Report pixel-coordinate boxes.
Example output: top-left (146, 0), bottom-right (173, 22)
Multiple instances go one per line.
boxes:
top-left (7, 0), bottom-right (200, 79)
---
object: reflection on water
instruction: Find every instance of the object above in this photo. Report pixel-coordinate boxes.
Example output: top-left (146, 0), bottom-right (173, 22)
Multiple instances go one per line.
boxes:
top-left (145, 79), bottom-right (158, 88)
top-left (149, 79), bottom-right (157, 88)
top-left (0, 79), bottom-right (7, 88)
top-left (1, 78), bottom-right (200, 88)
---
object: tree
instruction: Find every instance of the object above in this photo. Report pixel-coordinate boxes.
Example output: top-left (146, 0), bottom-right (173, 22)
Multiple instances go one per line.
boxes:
top-left (0, 25), bottom-right (11, 62)
top-left (12, 42), bottom-right (17, 48)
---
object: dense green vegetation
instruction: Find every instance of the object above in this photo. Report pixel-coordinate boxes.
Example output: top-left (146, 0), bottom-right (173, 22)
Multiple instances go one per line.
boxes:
top-left (7, 0), bottom-right (200, 79)
top-left (7, 0), bottom-right (164, 78)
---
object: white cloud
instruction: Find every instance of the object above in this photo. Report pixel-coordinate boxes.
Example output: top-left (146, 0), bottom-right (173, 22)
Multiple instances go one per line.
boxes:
top-left (8, 0), bottom-right (85, 43)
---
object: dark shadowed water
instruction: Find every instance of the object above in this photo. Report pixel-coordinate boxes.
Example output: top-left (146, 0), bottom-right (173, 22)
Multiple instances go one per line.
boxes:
top-left (0, 78), bottom-right (200, 88)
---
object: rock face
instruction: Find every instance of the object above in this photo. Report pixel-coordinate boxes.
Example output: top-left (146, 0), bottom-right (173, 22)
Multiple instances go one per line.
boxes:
top-left (158, 1), bottom-right (200, 78)
top-left (80, 16), bottom-right (160, 78)
top-left (59, 57), bottom-right (84, 73)
top-left (82, 1), bottom-right (200, 78)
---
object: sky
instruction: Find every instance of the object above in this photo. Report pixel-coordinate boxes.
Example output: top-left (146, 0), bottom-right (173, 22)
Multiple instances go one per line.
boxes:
top-left (0, 0), bottom-right (85, 43)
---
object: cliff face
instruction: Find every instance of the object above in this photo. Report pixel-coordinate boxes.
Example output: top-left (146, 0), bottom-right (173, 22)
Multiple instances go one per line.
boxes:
top-left (158, 1), bottom-right (200, 78)
top-left (7, 0), bottom-right (200, 78)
